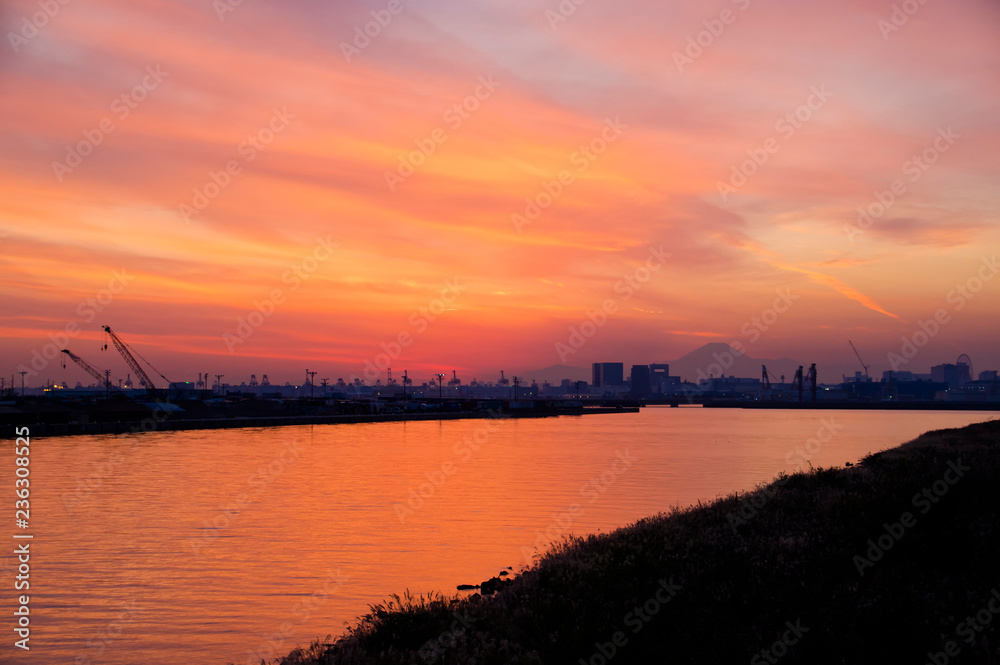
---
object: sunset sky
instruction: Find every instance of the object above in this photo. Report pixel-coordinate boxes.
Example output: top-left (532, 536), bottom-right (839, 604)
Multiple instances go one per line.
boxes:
top-left (1, 0), bottom-right (998, 387)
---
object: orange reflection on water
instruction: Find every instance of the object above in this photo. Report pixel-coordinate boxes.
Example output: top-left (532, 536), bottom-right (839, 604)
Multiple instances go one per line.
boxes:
top-left (12, 408), bottom-right (995, 663)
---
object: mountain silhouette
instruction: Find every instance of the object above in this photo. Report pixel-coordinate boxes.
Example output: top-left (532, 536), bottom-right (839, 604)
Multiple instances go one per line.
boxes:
top-left (667, 343), bottom-right (803, 383)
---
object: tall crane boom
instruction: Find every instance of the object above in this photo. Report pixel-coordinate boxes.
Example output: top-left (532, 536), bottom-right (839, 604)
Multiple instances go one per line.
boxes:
top-left (848, 340), bottom-right (870, 381)
top-left (61, 350), bottom-right (115, 389)
top-left (806, 363), bottom-right (817, 402)
top-left (102, 326), bottom-right (164, 391)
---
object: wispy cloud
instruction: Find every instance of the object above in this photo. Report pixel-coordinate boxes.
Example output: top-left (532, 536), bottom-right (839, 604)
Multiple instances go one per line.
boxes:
top-left (0, 0), bottom-right (997, 379)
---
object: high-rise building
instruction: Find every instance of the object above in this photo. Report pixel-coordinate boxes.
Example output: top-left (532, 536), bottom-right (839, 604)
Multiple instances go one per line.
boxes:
top-left (931, 363), bottom-right (971, 389)
top-left (649, 363), bottom-right (670, 393)
top-left (630, 365), bottom-right (651, 395)
top-left (592, 362), bottom-right (624, 387)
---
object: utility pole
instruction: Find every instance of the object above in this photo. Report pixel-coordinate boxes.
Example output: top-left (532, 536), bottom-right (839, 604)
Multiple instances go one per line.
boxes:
top-left (435, 373), bottom-right (445, 401)
top-left (19, 371), bottom-right (28, 397)
top-left (402, 370), bottom-right (407, 402)
top-left (215, 374), bottom-right (224, 396)
top-left (306, 369), bottom-right (317, 398)
top-left (512, 376), bottom-right (520, 400)
top-left (105, 369), bottom-right (111, 399)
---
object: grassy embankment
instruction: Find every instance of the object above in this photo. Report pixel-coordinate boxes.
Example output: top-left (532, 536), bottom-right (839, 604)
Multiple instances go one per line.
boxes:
top-left (266, 419), bottom-right (1000, 664)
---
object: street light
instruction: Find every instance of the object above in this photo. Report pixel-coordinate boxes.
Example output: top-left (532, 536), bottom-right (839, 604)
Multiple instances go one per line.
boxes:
top-left (435, 373), bottom-right (445, 401)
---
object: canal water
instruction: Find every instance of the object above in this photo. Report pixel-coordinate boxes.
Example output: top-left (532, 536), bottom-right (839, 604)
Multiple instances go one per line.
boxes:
top-left (2, 408), bottom-right (993, 664)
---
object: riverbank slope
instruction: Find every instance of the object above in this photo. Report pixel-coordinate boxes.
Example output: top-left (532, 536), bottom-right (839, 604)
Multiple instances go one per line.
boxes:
top-left (269, 418), bottom-right (1000, 665)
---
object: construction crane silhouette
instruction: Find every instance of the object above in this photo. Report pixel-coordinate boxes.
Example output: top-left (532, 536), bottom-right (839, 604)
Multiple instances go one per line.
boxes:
top-left (793, 366), bottom-right (804, 402)
top-left (806, 363), bottom-right (817, 402)
top-left (761, 364), bottom-right (771, 400)
top-left (849, 340), bottom-right (870, 382)
top-left (61, 350), bottom-right (117, 392)
top-left (101, 326), bottom-right (170, 391)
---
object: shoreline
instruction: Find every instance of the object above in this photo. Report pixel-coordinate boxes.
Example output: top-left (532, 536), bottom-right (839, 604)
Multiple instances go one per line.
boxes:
top-left (4, 397), bottom-right (998, 439)
top-left (0, 405), bottom-right (639, 439)
top-left (701, 399), bottom-right (1000, 410)
top-left (267, 418), bottom-right (1000, 664)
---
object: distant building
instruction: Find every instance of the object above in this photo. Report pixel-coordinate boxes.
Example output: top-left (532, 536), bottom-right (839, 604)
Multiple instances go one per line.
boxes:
top-left (882, 370), bottom-right (915, 381)
top-left (931, 363), bottom-right (971, 389)
top-left (699, 376), bottom-right (762, 395)
top-left (884, 380), bottom-right (948, 402)
top-left (592, 363), bottom-right (624, 387)
top-left (558, 379), bottom-right (588, 394)
top-left (980, 370), bottom-right (998, 382)
top-left (649, 364), bottom-right (669, 392)
top-left (630, 365), bottom-right (651, 395)
top-left (657, 376), bottom-right (684, 395)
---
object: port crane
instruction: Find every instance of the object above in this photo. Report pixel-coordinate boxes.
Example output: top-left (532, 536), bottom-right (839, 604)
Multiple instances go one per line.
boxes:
top-left (498, 370), bottom-right (510, 387)
top-left (61, 350), bottom-right (117, 392)
top-left (806, 363), bottom-right (817, 402)
top-left (848, 340), bottom-right (870, 382)
top-left (448, 370), bottom-right (461, 387)
top-left (101, 326), bottom-right (170, 391)
top-left (761, 364), bottom-right (771, 400)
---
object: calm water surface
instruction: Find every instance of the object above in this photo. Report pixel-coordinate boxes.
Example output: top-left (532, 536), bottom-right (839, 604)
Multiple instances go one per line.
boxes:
top-left (3, 407), bottom-right (995, 664)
